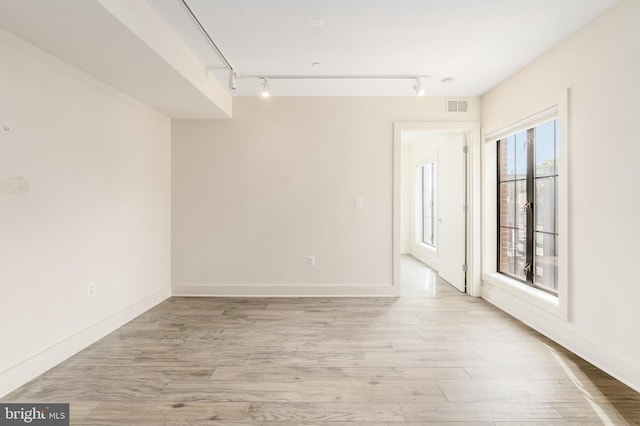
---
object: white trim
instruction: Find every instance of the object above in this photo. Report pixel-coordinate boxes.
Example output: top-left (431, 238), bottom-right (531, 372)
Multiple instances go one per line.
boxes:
top-left (393, 121), bottom-right (482, 297)
top-left (172, 284), bottom-right (399, 297)
top-left (483, 272), bottom-right (560, 315)
top-left (484, 106), bottom-right (560, 142)
top-left (481, 88), bottom-right (569, 320)
top-left (0, 286), bottom-right (171, 398)
top-left (483, 89), bottom-right (569, 140)
top-left (393, 126), bottom-right (402, 292)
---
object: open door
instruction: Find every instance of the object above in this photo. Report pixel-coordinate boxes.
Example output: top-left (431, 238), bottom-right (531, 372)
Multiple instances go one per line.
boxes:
top-left (437, 134), bottom-right (467, 292)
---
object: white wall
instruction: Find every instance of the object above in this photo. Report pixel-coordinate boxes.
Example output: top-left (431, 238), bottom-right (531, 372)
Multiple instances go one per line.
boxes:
top-left (172, 97), bottom-right (479, 296)
top-left (0, 27), bottom-right (171, 396)
top-left (481, 0), bottom-right (640, 391)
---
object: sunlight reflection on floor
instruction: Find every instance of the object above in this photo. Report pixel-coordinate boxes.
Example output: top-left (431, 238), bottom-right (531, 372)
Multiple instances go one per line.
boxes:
top-left (546, 344), bottom-right (625, 424)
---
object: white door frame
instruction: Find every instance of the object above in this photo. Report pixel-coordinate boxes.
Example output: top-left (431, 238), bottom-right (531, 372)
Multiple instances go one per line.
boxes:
top-left (393, 122), bottom-right (482, 297)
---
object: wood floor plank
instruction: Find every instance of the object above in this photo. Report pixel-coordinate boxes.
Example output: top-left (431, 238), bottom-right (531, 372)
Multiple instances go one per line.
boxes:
top-left (86, 401), bottom-right (249, 422)
top-left (552, 401), bottom-right (640, 423)
top-left (437, 378), bottom-right (606, 403)
top-left (210, 366), bottom-right (470, 381)
top-left (400, 402), bottom-right (566, 422)
top-left (493, 422), bottom-right (630, 426)
top-left (245, 402), bottom-right (405, 422)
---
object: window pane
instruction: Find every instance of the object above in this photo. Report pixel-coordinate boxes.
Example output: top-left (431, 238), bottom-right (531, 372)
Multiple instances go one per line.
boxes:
top-left (535, 232), bottom-right (557, 292)
top-left (535, 120), bottom-right (556, 176)
top-left (535, 177), bottom-right (556, 233)
top-left (499, 182), bottom-right (515, 228)
top-left (515, 180), bottom-right (527, 230)
top-left (555, 119), bottom-right (560, 174)
top-left (499, 137), bottom-right (515, 181)
top-left (499, 227), bottom-right (515, 275)
top-left (423, 218), bottom-right (433, 245)
top-left (515, 229), bottom-right (527, 280)
top-left (555, 174), bottom-right (558, 235)
top-left (514, 131), bottom-right (527, 179)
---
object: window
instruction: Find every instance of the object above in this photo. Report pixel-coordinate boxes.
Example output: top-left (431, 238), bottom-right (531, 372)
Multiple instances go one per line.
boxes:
top-left (482, 93), bottom-right (567, 318)
top-left (498, 119), bottom-right (559, 294)
top-left (421, 162), bottom-right (436, 247)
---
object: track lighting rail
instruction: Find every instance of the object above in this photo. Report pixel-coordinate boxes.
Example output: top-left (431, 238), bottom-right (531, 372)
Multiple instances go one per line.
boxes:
top-left (180, 0), bottom-right (237, 76)
top-left (180, 1), bottom-right (429, 95)
top-left (241, 75), bottom-right (429, 80)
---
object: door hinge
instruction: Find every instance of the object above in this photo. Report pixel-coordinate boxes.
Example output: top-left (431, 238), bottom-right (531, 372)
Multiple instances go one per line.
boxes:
top-left (463, 204), bottom-right (468, 214)
top-left (462, 264), bottom-right (468, 272)
top-left (463, 145), bottom-right (469, 154)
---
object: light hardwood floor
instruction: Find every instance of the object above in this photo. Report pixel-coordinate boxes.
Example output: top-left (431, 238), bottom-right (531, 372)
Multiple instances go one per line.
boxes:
top-left (3, 256), bottom-right (639, 425)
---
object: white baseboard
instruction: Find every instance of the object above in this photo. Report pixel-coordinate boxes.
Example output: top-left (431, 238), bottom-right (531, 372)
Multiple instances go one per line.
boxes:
top-left (482, 281), bottom-right (640, 393)
top-left (173, 283), bottom-right (399, 297)
top-left (0, 286), bottom-right (171, 398)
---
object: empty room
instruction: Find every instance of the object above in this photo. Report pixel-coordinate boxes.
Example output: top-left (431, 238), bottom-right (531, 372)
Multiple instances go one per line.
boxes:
top-left (1, 0), bottom-right (639, 424)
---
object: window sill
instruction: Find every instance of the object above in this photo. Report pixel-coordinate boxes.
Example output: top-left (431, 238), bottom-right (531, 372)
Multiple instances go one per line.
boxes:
top-left (482, 272), bottom-right (567, 320)
top-left (416, 242), bottom-right (436, 252)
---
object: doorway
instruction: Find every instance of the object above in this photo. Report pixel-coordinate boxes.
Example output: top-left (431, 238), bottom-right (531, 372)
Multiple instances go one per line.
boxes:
top-left (392, 122), bottom-right (481, 297)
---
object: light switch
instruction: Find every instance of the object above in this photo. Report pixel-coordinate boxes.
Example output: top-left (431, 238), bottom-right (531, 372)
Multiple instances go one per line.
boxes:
top-left (355, 196), bottom-right (364, 208)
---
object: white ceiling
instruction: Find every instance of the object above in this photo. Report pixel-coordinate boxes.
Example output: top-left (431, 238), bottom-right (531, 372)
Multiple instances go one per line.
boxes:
top-left (0, 0), bottom-right (619, 117)
top-left (147, 0), bottom-right (618, 97)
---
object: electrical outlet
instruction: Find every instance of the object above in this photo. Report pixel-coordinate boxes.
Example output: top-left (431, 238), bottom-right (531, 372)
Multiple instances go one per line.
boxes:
top-left (87, 281), bottom-right (96, 298)
top-left (306, 255), bottom-right (316, 267)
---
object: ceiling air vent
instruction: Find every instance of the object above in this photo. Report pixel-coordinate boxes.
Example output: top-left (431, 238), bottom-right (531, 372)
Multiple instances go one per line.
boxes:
top-left (447, 99), bottom-right (469, 113)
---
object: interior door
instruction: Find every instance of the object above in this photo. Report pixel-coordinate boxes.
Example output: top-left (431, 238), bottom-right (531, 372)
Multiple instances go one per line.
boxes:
top-left (437, 134), bottom-right (467, 292)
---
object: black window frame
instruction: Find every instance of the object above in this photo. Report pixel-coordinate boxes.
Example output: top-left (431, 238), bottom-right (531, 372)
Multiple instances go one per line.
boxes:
top-left (497, 119), bottom-right (559, 295)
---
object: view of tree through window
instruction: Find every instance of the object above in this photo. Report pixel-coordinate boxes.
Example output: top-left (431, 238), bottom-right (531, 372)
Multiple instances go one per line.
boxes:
top-left (498, 119), bottom-right (559, 294)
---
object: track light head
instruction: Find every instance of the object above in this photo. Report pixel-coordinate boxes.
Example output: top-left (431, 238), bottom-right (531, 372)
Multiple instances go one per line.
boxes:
top-left (228, 71), bottom-right (237, 90)
top-left (413, 78), bottom-right (426, 96)
top-left (261, 78), bottom-right (270, 97)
